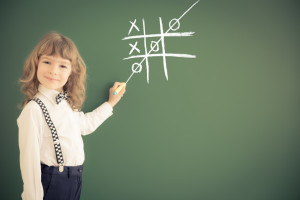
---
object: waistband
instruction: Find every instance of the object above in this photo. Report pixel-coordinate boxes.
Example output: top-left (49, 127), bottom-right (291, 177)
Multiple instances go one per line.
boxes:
top-left (41, 164), bottom-right (83, 176)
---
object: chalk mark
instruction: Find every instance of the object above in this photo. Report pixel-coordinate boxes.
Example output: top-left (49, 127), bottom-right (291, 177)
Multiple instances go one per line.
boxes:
top-left (124, 54), bottom-right (196, 60)
top-left (125, 0), bottom-right (200, 84)
top-left (129, 41), bottom-right (140, 55)
top-left (128, 19), bottom-right (140, 35)
top-left (122, 32), bottom-right (195, 40)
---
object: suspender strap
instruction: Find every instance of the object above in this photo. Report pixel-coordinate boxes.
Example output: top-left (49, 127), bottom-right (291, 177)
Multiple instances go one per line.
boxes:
top-left (32, 97), bottom-right (64, 172)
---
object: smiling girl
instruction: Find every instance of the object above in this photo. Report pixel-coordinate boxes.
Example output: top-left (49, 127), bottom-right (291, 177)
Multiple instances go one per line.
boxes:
top-left (17, 31), bottom-right (126, 200)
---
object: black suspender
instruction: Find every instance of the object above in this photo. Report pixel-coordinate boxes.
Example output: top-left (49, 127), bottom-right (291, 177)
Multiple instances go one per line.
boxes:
top-left (32, 97), bottom-right (65, 172)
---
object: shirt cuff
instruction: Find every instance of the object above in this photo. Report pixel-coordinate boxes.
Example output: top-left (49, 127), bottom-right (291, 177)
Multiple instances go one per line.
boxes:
top-left (94, 101), bottom-right (113, 117)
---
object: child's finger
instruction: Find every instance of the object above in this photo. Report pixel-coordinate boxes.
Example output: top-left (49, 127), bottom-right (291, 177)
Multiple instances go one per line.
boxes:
top-left (111, 82), bottom-right (127, 96)
top-left (113, 82), bottom-right (126, 90)
top-left (112, 82), bottom-right (122, 89)
top-left (116, 87), bottom-right (126, 97)
top-left (114, 82), bottom-right (124, 87)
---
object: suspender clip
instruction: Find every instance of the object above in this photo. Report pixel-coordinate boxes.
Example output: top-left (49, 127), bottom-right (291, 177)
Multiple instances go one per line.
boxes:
top-left (59, 165), bottom-right (64, 172)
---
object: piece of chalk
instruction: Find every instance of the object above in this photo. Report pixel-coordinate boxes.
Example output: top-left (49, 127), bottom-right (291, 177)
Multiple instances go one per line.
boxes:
top-left (113, 83), bottom-right (126, 95)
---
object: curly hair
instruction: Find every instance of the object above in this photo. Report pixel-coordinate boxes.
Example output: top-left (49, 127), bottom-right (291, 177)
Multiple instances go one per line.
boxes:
top-left (19, 31), bottom-right (87, 110)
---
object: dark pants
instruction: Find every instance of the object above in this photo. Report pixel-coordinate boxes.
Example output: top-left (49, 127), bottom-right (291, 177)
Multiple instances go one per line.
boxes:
top-left (41, 164), bottom-right (83, 200)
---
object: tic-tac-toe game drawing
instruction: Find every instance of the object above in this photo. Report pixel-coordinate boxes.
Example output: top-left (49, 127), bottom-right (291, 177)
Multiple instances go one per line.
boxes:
top-left (122, 1), bottom-right (199, 84)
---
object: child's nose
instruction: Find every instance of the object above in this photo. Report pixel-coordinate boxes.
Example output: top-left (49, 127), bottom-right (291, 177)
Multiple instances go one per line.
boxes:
top-left (49, 64), bottom-right (59, 75)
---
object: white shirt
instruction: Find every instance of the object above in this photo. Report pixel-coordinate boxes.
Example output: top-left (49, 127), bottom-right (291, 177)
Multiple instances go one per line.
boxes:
top-left (17, 84), bottom-right (113, 200)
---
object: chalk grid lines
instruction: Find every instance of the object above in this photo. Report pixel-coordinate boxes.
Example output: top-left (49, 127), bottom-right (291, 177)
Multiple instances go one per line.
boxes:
top-left (122, 0), bottom-right (199, 83)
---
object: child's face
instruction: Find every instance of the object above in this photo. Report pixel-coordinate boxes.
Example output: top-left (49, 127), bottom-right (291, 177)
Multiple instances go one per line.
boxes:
top-left (37, 55), bottom-right (72, 92)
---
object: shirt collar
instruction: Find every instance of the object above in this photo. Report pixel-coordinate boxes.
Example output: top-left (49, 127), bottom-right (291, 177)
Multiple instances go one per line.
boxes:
top-left (38, 84), bottom-right (61, 105)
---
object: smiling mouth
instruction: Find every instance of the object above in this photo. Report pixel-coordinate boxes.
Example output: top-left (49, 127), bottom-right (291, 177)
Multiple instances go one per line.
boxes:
top-left (45, 76), bottom-right (59, 81)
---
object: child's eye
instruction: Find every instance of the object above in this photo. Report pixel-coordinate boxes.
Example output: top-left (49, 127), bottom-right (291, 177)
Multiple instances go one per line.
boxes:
top-left (60, 65), bottom-right (67, 69)
top-left (43, 61), bottom-right (50, 64)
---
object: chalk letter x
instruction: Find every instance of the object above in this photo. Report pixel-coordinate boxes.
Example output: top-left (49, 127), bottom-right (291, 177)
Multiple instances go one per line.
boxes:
top-left (129, 41), bottom-right (140, 55)
top-left (128, 19), bottom-right (140, 35)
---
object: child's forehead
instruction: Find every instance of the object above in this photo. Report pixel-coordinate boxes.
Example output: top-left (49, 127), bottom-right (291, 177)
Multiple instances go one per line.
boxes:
top-left (40, 54), bottom-right (71, 64)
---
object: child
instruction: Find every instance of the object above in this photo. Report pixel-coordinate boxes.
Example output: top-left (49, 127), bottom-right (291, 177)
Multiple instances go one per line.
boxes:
top-left (17, 31), bottom-right (126, 200)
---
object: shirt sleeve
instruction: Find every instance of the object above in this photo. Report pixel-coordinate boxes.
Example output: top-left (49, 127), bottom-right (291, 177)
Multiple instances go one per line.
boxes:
top-left (76, 102), bottom-right (113, 136)
top-left (17, 102), bottom-right (44, 200)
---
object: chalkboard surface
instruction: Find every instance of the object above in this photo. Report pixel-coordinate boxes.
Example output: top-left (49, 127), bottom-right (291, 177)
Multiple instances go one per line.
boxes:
top-left (1, 0), bottom-right (300, 199)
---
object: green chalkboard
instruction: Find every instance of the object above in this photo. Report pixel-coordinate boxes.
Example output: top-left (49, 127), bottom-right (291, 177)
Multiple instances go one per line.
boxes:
top-left (1, 0), bottom-right (300, 199)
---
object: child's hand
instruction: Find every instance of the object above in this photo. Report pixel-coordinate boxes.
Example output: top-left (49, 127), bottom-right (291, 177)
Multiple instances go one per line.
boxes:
top-left (107, 82), bottom-right (126, 108)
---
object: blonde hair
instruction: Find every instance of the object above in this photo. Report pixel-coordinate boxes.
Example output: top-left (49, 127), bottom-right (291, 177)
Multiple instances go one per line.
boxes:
top-left (19, 31), bottom-right (87, 110)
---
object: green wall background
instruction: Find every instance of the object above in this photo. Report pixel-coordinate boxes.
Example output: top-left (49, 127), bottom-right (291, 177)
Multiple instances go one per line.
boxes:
top-left (1, 0), bottom-right (299, 199)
